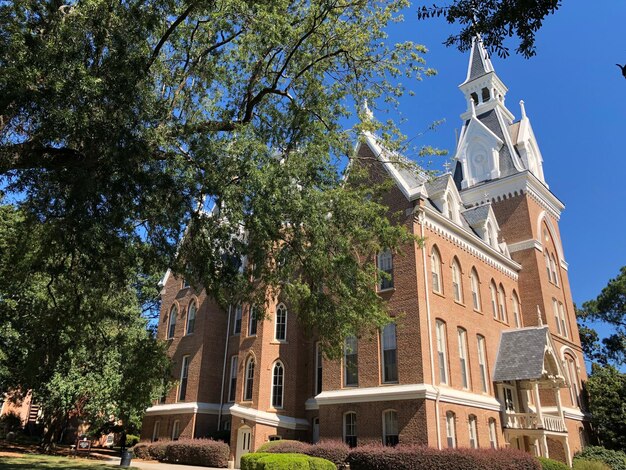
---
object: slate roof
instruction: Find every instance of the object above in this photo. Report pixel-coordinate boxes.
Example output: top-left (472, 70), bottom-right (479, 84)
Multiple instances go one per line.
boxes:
top-left (461, 205), bottom-right (490, 228)
top-left (424, 174), bottom-right (449, 195)
top-left (468, 44), bottom-right (489, 81)
top-left (476, 109), bottom-right (518, 178)
top-left (493, 327), bottom-right (549, 382)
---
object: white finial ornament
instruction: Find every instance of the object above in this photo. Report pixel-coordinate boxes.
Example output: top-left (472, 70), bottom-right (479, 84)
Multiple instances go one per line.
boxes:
top-left (482, 191), bottom-right (490, 205)
top-left (519, 100), bottom-right (527, 119)
top-left (361, 99), bottom-right (374, 122)
top-left (537, 305), bottom-right (543, 326)
top-left (443, 161), bottom-right (451, 173)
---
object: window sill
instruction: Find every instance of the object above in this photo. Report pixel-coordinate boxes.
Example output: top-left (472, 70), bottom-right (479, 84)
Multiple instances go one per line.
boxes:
top-left (184, 333), bottom-right (194, 337)
top-left (432, 291), bottom-right (445, 299)
top-left (473, 308), bottom-right (483, 314)
top-left (377, 287), bottom-right (395, 294)
top-left (270, 340), bottom-right (288, 345)
top-left (453, 300), bottom-right (466, 307)
top-left (381, 381), bottom-right (399, 386)
top-left (343, 384), bottom-right (359, 389)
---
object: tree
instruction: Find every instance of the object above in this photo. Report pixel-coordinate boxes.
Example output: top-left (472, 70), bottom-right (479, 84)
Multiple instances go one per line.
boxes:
top-left (579, 266), bottom-right (626, 366)
top-left (585, 363), bottom-right (626, 451)
top-left (417, 0), bottom-right (562, 58)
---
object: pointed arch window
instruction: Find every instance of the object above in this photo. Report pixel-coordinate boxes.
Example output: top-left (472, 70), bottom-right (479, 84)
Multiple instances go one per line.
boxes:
top-left (377, 249), bottom-right (394, 290)
top-left (470, 269), bottom-right (481, 311)
top-left (244, 357), bottom-right (255, 401)
top-left (452, 259), bottom-right (463, 303)
top-left (344, 412), bottom-right (357, 448)
top-left (186, 302), bottom-right (197, 335)
top-left (167, 305), bottom-right (177, 339)
top-left (550, 254), bottom-right (559, 286)
top-left (468, 415), bottom-right (478, 448)
top-left (275, 303), bottom-right (287, 341)
top-left (512, 292), bottom-right (521, 328)
top-left (545, 252), bottom-right (552, 280)
top-left (565, 354), bottom-right (581, 408)
top-left (489, 281), bottom-right (498, 319)
top-left (559, 302), bottom-right (569, 338)
top-left (383, 410), bottom-right (399, 446)
top-left (457, 328), bottom-right (470, 389)
top-left (445, 411), bottom-right (456, 448)
top-left (552, 298), bottom-right (562, 335)
top-left (488, 418), bottom-right (498, 448)
top-left (435, 320), bottom-right (449, 384)
top-left (271, 362), bottom-right (284, 409)
top-left (486, 222), bottom-right (495, 247)
top-left (497, 285), bottom-right (507, 322)
top-left (431, 248), bottom-right (442, 294)
top-left (477, 335), bottom-right (489, 393)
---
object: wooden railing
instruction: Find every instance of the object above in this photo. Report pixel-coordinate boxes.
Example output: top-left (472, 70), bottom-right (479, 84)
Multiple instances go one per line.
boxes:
top-left (503, 412), bottom-right (566, 432)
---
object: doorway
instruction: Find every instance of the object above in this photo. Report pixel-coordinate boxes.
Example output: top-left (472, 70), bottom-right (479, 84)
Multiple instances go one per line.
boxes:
top-left (235, 425), bottom-right (252, 468)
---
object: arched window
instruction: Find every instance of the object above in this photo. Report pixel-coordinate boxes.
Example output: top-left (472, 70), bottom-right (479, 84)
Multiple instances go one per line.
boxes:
top-left (559, 302), bottom-right (569, 338)
top-left (489, 281), bottom-right (498, 319)
top-left (172, 420), bottom-right (180, 440)
top-left (228, 355), bottom-right (238, 402)
top-left (544, 252), bottom-right (551, 280)
top-left (552, 298), bottom-right (562, 335)
top-left (468, 415), bottom-right (478, 448)
top-left (377, 249), bottom-right (394, 290)
top-left (167, 305), bottom-right (177, 339)
top-left (271, 362), bottom-right (284, 408)
top-left (488, 418), bottom-right (498, 448)
top-left (248, 306), bottom-right (258, 336)
top-left (477, 335), bottom-right (489, 393)
top-left (275, 303), bottom-right (287, 341)
top-left (565, 354), bottom-right (581, 408)
top-left (344, 336), bottom-right (358, 387)
top-left (344, 412), bottom-right (357, 448)
top-left (452, 259), bottom-right (463, 303)
top-left (486, 221), bottom-right (496, 247)
top-left (383, 410), bottom-right (399, 446)
top-left (381, 324), bottom-right (398, 383)
top-left (445, 411), bottom-right (456, 448)
top-left (550, 254), bottom-right (559, 286)
top-left (431, 247), bottom-right (442, 294)
top-left (244, 357), bottom-right (255, 401)
top-left (435, 320), bottom-right (448, 384)
top-left (152, 421), bottom-right (160, 442)
top-left (481, 87), bottom-right (490, 102)
top-left (470, 268), bottom-right (481, 311)
top-left (233, 304), bottom-right (242, 335)
top-left (457, 328), bottom-right (470, 389)
top-left (186, 301), bottom-right (197, 335)
top-left (512, 291), bottom-right (521, 328)
top-left (497, 284), bottom-right (507, 322)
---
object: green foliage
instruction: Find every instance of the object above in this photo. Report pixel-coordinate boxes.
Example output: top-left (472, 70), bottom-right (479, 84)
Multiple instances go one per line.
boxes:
top-left (416, 0), bottom-right (562, 58)
top-left (126, 435), bottom-right (140, 447)
top-left (242, 453), bottom-right (334, 470)
top-left (586, 365), bottom-right (626, 451)
top-left (538, 457), bottom-right (570, 470)
top-left (0, 412), bottom-right (23, 435)
top-left (573, 459), bottom-right (612, 470)
top-left (574, 446), bottom-right (626, 470)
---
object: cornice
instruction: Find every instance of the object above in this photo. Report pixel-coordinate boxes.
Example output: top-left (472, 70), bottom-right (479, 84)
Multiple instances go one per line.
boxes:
top-left (145, 402), bottom-right (232, 416)
top-left (229, 404), bottom-right (309, 430)
top-left (508, 239), bottom-right (543, 254)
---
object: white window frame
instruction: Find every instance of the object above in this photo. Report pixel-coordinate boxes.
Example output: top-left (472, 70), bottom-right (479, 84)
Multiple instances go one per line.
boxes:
top-left (468, 415), bottom-right (478, 449)
top-left (446, 411), bottom-right (456, 448)
top-left (178, 355), bottom-right (190, 402)
top-left (382, 409), bottom-right (399, 446)
top-left (489, 418), bottom-right (498, 448)
top-left (381, 324), bottom-right (398, 383)
top-left (477, 335), bottom-right (489, 393)
top-left (553, 298), bottom-right (562, 335)
top-left (435, 320), bottom-right (448, 385)
top-left (274, 303), bottom-right (288, 341)
top-left (559, 302), bottom-right (569, 338)
top-left (185, 301), bottom-right (197, 335)
top-left (497, 285), bottom-right (507, 322)
top-left (167, 305), bottom-right (177, 339)
top-left (228, 355), bottom-right (238, 402)
top-left (490, 282), bottom-right (498, 319)
top-left (431, 248), bottom-right (442, 294)
top-left (172, 420), bottom-right (180, 440)
top-left (271, 361), bottom-right (284, 409)
top-left (244, 357), bottom-right (255, 401)
top-left (512, 292), bottom-right (521, 328)
top-left (458, 328), bottom-right (470, 389)
top-left (545, 252), bottom-right (552, 280)
top-left (452, 259), bottom-right (463, 303)
top-left (470, 269), bottom-right (481, 311)
top-left (550, 254), bottom-right (559, 286)
top-left (344, 336), bottom-right (358, 387)
top-left (343, 412), bottom-right (357, 448)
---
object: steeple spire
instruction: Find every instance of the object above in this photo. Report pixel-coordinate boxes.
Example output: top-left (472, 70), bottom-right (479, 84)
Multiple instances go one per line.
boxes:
top-left (463, 36), bottom-right (494, 85)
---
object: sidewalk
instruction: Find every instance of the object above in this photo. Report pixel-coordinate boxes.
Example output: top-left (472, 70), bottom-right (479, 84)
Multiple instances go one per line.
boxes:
top-left (106, 456), bottom-right (226, 470)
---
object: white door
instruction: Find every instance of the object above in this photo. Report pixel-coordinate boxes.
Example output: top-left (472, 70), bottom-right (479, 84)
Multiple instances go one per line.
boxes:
top-left (235, 426), bottom-right (252, 468)
top-left (312, 418), bottom-right (320, 443)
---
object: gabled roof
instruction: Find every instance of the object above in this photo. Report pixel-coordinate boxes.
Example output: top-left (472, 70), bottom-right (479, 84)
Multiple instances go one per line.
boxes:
top-left (493, 326), bottom-right (566, 385)
top-left (461, 204), bottom-right (491, 228)
top-left (475, 109), bottom-right (522, 177)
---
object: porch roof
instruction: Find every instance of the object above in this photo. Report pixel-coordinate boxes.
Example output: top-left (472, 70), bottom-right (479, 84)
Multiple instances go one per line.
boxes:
top-left (493, 326), bottom-right (550, 382)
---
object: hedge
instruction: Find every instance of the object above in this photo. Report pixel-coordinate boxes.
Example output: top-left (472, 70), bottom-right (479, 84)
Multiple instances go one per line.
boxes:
top-left (256, 439), bottom-right (349, 467)
top-left (573, 459), bottom-right (612, 470)
top-left (241, 452), bottom-right (335, 470)
top-left (130, 439), bottom-right (229, 467)
top-left (347, 444), bottom-right (541, 470)
top-left (574, 446), bottom-right (626, 470)
top-left (538, 457), bottom-right (570, 470)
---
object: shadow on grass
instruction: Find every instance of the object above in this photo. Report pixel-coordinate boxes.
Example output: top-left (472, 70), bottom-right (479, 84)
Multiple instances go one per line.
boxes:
top-left (0, 454), bottom-right (135, 469)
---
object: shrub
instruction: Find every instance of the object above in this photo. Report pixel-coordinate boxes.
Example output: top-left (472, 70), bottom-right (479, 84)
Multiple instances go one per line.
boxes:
top-left (575, 446), bottom-right (626, 470)
top-left (163, 438), bottom-right (230, 467)
top-left (538, 457), bottom-right (570, 470)
top-left (241, 452), bottom-right (334, 470)
top-left (131, 443), bottom-right (151, 459)
top-left (347, 444), bottom-right (540, 470)
top-left (0, 412), bottom-right (23, 435)
top-left (308, 440), bottom-right (350, 467)
top-left (256, 439), bottom-right (312, 454)
top-left (148, 441), bottom-right (168, 461)
top-left (125, 434), bottom-right (140, 447)
top-left (573, 459), bottom-right (612, 470)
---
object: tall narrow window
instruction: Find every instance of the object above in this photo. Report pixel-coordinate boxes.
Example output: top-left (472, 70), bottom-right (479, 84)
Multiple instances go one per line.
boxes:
top-left (497, 285), bottom-right (507, 322)
top-left (344, 412), bottom-right (357, 448)
top-left (186, 302), bottom-right (196, 335)
top-left (550, 254), bottom-right (559, 286)
top-left (234, 305), bottom-right (242, 335)
top-left (457, 328), bottom-right (470, 389)
top-left (383, 410), bottom-right (399, 446)
top-left (381, 324), bottom-right (398, 383)
top-left (179, 355), bottom-right (190, 401)
top-left (553, 298), bottom-right (562, 335)
top-left (431, 248), bottom-right (442, 294)
top-left (559, 303), bottom-right (569, 338)
top-left (452, 259), bottom-right (463, 303)
top-left (490, 282), bottom-right (498, 319)
top-left (435, 320), bottom-right (448, 384)
top-left (344, 336), bottom-right (358, 387)
top-left (228, 356), bottom-right (238, 402)
top-left (470, 269), bottom-right (481, 311)
top-left (172, 420), bottom-right (180, 440)
top-left (272, 362), bottom-right (284, 408)
top-left (315, 342), bottom-right (323, 395)
top-left (446, 411), bottom-right (456, 448)
top-left (468, 415), bottom-right (478, 448)
top-left (488, 418), bottom-right (498, 448)
top-left (275, 303), bottom-right (287, 341)
top-left (545, 252), bottom-right (551, 280)
top-left (512, 292), bottom-right (521, 328)
top-left (248, 306), bottom-right (258, 336)
top-left (167, 305), bottom-right (177, 339)
top-left (477, 335), bottom-right (489, 393)
top-left (378, 250), bottom-right (394, 290)
top-left (152, 421), bottom-right (160, 442)
top-left (244, 357), bottom-right (255, 401)
top-left (566, 355), bottom-right (581, 407)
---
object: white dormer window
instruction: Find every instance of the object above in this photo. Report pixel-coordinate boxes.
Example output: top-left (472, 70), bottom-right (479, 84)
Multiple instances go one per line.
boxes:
top-left (485, 221), bottom-right (494, 247)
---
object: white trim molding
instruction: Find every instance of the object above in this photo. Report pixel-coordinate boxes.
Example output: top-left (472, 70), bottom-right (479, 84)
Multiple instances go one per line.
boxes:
top-left (145, 402), bottom-right (232, 416)
top-left (229, 404), bottom-right (309, 430)
top-left (307, 384), bottom-right (501, 412)
top-left (541, 406), bottom-right (591, 422)
top-left (508, 239), bottom-right (543, 254)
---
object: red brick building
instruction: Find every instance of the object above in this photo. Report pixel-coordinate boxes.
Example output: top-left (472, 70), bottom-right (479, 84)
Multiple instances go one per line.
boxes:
top-left (140, 38), bottom-right (590, 467)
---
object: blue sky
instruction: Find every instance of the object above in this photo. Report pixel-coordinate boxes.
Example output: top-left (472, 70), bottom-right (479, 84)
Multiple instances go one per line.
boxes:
top-left (376, 1), bottom-right (626, 308)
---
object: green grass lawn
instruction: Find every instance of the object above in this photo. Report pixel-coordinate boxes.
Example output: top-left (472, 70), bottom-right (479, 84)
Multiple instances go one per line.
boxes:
top-left (0, 453), bottom-right (138, 469)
